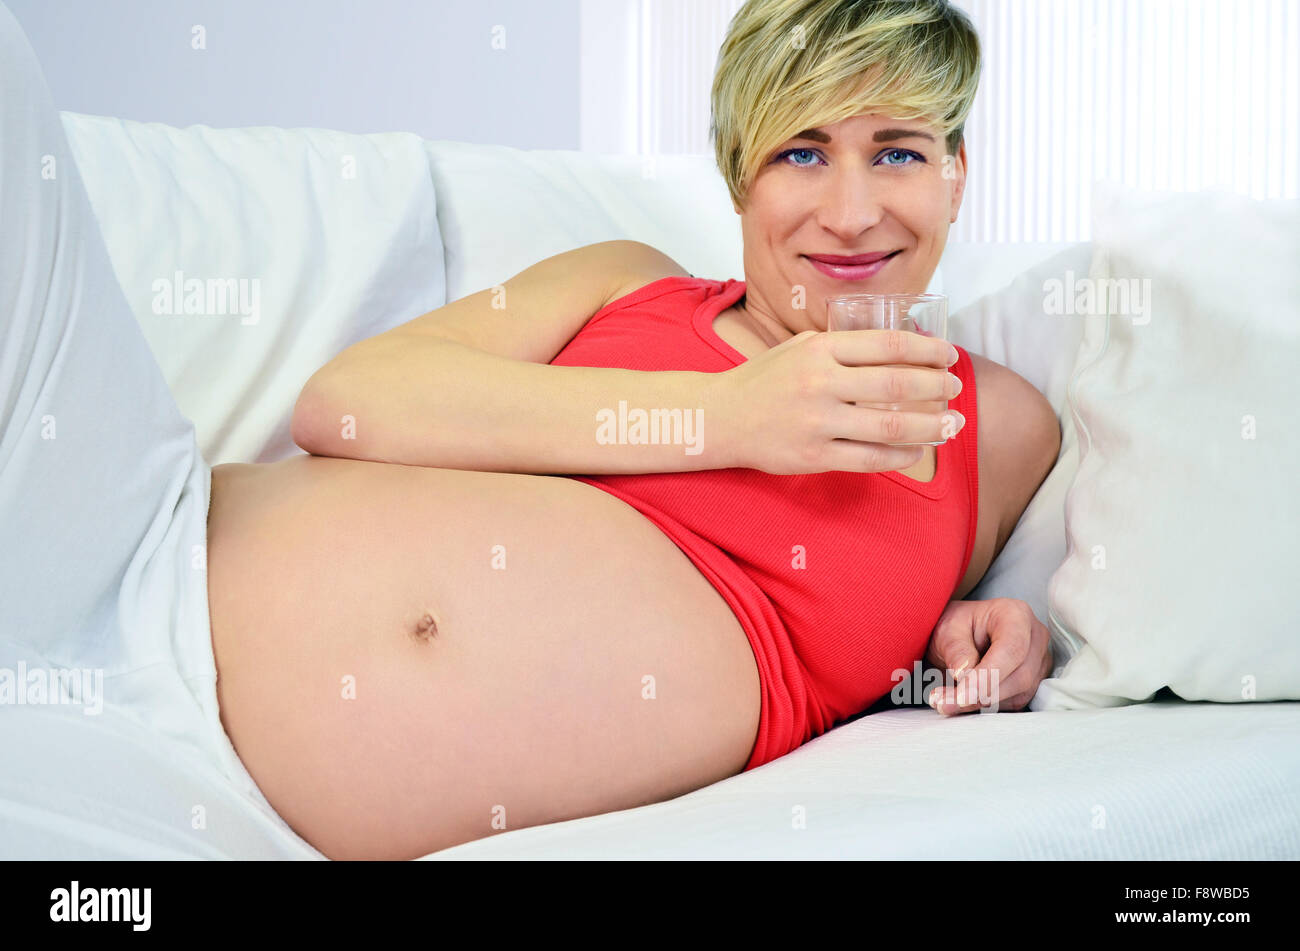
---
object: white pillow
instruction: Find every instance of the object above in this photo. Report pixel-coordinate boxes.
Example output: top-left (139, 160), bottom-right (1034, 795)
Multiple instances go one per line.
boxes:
top-left (946, 242), bottom-right (1092, 421)
top-left (424, 142), bottom-right (942, 299)
top-left (939, 241), bottom-right (1082, 314)
top-left (62, 112), bottom-right (446, 465)
top-left (1033, 183), bottom-right (1300, 709)
top-left (947, 243), bottom-right (1093, 633)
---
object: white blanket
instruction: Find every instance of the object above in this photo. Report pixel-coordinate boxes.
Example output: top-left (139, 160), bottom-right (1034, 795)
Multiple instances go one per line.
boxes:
top-left (427, 698), bottom-right (1300, 860)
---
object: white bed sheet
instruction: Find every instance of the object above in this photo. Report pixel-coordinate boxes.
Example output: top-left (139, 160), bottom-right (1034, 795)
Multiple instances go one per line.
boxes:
top-left (423, 698), bottom-right (1300, 860)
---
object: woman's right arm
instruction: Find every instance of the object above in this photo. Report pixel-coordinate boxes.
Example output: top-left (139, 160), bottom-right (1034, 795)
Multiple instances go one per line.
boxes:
top-left (290, 239), bottom-right (959, 476)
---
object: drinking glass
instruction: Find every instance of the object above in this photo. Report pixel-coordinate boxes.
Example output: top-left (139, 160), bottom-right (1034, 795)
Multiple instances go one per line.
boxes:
top-left (825, 293), bottom-right (950, 447)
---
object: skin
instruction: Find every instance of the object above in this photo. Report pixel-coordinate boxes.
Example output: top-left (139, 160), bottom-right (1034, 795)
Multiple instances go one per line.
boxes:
top-left (208, 110), bottom-right (1019, 862)
top-left (207, 459), bottom-right (764, 860)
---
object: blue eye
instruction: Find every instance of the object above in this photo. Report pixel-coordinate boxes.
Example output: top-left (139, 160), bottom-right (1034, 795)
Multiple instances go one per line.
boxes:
top-left (776, 147), bottom-right (821, 167)
top-left (878, 148), bottom-right (923, 166)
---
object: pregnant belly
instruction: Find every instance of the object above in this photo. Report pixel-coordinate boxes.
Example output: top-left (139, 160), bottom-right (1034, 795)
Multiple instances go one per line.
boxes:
top-left (205, 454), bottom-right (761, 858)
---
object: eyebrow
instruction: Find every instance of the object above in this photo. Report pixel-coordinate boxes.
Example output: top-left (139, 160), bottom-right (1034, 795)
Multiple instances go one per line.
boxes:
top-left (791, 127), bottom-right (936, 144)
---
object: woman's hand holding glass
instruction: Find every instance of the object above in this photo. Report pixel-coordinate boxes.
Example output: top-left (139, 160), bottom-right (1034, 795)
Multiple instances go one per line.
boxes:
top-left (825, 293), bottom-right (960, 447)
top-left (715, 324), bottom-right (964, 475)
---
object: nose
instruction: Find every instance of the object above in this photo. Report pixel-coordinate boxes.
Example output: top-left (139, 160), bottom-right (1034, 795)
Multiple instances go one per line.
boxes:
top-left (816, 159), bottom-right (886, 238)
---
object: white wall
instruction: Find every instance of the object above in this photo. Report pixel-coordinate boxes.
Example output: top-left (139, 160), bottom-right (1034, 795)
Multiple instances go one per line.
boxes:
top-left (6, 0), bottom-right (581, 149)
top-left (578, 0), bottom-right (639, 153)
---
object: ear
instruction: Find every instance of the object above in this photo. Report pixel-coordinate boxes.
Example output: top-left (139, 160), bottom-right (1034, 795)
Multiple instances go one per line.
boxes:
top-left (949, 140), bottom-right (968, 224)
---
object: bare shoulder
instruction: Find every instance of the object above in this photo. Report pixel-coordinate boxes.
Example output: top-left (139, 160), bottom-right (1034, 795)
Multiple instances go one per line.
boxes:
top-left (967, 352), bottom-right (1061, 560)
top-left (371, 239), bottom-right (690, 365)
top-left (599, 240), bottom-right (692, 306)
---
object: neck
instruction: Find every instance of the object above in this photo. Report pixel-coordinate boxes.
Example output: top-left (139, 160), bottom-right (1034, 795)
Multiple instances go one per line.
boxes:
top-left (736, 292), bottom-right (804, 348)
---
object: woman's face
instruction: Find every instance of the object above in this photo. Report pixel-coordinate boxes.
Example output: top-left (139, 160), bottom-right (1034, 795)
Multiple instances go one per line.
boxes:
top-left (736, 112), bottom-right (966, 333)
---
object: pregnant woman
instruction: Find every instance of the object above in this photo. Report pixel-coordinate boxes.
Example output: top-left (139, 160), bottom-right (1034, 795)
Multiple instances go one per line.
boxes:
top-left (2, 0), bottom-right (1058, 861)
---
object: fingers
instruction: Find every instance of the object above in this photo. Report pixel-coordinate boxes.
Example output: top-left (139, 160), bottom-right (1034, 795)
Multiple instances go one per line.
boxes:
top-left (982, 609), bottom-right (1052, 708)
top-left (924, 600), bottom-right (983, 714)
top-left (819, 439), bottom-right (925, 474)
top-left (963, 599), bottom-right (1033, 689)
top-left (826, 328), bottom-right (957, 370)
top-left (882, 397), bottom-right (952, 416)
top-left (829, 360), bottom-right (961, 406)
top-left (925, 599), bottom-right (981, 668)
top-left (826, 402), bottom-right (965, 448)
top-left (932, 601), bottom-right (1053, 715)
top-left (931, 669), bottom-right (1019, 714)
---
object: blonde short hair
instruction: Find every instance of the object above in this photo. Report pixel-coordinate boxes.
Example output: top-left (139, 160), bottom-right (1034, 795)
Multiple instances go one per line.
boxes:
top-left (711, 0), bottom-right (981, 210)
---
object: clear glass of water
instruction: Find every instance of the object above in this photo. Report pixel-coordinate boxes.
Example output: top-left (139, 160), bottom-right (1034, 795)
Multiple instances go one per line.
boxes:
top-left (825, 293), bottom-right (950, 447)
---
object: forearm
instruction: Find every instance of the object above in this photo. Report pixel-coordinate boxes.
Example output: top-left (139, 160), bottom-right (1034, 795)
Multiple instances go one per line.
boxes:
top-left (292, 333), bottom-right (737, 474)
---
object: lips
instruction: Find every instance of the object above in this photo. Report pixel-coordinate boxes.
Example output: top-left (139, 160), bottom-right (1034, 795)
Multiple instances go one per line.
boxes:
top-left (804, 250), bottom-right (902, 281)
top-left (805, 251), bottom-right (897, 265)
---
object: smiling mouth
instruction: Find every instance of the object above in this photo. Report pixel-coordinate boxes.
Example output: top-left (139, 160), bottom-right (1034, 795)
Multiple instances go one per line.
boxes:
top-left (803, 249), bottom-right (903, 278)
top-left (805, 250), bottom-right (900, 265)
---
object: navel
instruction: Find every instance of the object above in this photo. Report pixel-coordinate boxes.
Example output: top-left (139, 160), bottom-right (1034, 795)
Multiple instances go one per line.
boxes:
top-left (411, 611), bottom-right (440, 642)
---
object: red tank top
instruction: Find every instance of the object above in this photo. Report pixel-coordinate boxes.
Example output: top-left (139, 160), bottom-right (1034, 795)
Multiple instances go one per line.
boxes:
top-left (550, 276), bottom-right (979, 766)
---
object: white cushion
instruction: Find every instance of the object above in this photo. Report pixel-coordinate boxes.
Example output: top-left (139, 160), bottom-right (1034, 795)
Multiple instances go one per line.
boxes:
top-left (939, 241), bottom-right (1082, 314)
top-left (423, 142), bottom-right (942, 300)
top-left (61, 112), bottom-right (446, 466)
top-left (948, 243), bottom-right (1093, 632)
top-left (946, 242), bottom-right (1092, 420)
top-left (1033, 183), bottom-right (1300, 708)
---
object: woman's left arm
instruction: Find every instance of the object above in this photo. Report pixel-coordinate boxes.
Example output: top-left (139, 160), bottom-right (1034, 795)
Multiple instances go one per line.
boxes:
top-left (922, 598), bottom-right (1055, 714)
